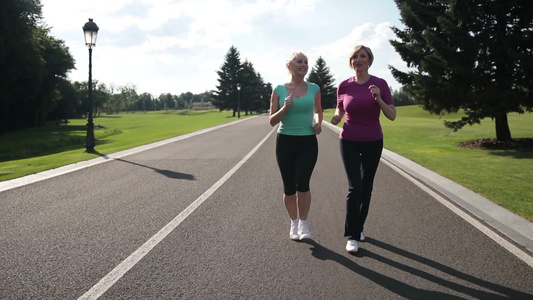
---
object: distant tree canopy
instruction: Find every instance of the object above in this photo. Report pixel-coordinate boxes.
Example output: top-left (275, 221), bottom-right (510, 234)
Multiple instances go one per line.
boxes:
top-left (307, 57), bottom-right (336, 109)
top-left (392, 87), bottom-right (417, 107)
top-left (0, 0), bottom-right (75, 133)
top-left (213, 46), bottom-right (272, 116)
top-left (390, 0), bottom-right (532, 141)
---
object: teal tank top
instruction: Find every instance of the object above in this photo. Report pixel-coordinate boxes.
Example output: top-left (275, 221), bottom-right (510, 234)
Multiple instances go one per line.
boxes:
top-left (275, 82), bottom-right (319, 136)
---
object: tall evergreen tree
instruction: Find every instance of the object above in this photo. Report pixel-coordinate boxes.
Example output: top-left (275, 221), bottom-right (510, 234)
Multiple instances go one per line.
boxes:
top-left (256, 73), bottom-right (272, 113)
top-left (240, 60), bottom-right (264, 115)
top-left (262, 82), bottom-right (273, 112)
top-left (307, 57), bottom-right (336, 109)
top-left (390, 0), bottom-right (532, 141)
top-left (214, 46), bottom-right (242, 116)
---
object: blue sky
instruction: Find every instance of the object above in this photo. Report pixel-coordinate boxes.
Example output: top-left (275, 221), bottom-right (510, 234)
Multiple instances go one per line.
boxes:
top-left (41, 0), bottom-right (407, 96)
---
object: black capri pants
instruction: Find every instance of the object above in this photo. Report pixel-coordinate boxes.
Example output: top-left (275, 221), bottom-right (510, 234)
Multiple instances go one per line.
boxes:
top-left (275, 133), bottom-right (318, 195)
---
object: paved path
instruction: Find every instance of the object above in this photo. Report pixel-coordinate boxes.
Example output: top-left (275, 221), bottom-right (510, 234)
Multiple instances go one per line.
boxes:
top-left (1, 115), bottom-right (531, 299)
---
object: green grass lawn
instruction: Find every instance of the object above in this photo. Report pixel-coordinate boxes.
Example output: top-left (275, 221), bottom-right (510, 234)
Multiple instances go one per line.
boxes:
top-left (323, 106), bottom-right (533, 221)
top-left (1, 107), bottom-right (532, 221)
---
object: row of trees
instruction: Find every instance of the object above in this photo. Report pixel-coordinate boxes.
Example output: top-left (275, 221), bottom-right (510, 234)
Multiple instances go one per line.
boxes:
top-left (0, 0), bottom-right (412, 136)
top-left (57, 45), bottom-right (411, 124)
top-left (0, 1), bottom-right (270, 133)
top-left (211, 46), bottom-right (354, 117)
top-left (53, 80), bottom-right (217, 121)
top-left (212, 46), bottom-right (271, 117)
top-left (3, 0), bottom-right (528, 142)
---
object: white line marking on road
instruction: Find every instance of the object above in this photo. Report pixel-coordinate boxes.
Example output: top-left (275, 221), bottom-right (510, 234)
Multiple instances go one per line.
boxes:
top-left (78, 126), bottom-right (277, 300)
top-left (382, 159), bottom-right (533, 268)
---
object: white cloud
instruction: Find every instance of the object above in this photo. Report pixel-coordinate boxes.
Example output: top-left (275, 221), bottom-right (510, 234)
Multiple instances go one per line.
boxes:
top-left (42, 0), bottom-right (405, 95)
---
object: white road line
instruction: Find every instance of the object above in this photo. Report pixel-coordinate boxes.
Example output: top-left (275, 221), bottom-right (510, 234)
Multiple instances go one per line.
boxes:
top-left (78, 126), bottom-right (277, 300)
top-left (381, 159), bottom-right (533, 268)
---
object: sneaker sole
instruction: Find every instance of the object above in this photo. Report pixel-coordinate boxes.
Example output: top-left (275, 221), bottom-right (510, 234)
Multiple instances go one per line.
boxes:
top-left (299, 234), bottom-right (311, 240)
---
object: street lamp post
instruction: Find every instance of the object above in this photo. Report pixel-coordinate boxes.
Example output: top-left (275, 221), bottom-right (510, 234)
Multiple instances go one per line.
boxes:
top-left (237, 83), bottom-right (241, 118)
top-left (83, 18), bottom-right (99, 153)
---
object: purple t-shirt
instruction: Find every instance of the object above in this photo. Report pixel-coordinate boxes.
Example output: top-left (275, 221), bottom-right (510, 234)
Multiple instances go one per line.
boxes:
top-left (337, 75), bottom-right (394, 141)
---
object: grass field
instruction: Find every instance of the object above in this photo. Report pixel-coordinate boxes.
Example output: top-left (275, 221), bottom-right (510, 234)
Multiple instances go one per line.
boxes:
top-left (1, 107), bottom-right (532, 221)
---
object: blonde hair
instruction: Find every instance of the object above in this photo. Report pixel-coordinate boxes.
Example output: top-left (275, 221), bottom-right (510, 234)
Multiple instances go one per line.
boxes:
top-left (284, 51), bottom-right (308, 75)
top-left (348, 45), bottom-right (374, 68)
top-left (286, 51), bottom-right (307, 64)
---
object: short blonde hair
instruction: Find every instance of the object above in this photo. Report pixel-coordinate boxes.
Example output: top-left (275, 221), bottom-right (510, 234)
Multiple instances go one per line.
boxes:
top-left (348, 45), bottom-right (374, 68)
top-left (286, 51), bottom-right (307, 64)
top-left (286, 51), bottom-right (307, 74)
top-left (286, 51), bottom-right (308, 67)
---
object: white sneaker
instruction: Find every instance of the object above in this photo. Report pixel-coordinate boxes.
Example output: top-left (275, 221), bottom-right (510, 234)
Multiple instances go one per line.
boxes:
top-left (289, 219), bottom-right (299, 240)
top-left (346, 240), bottom-right (358, 253)
top-left (360, 233), bottom-right (366, 241)
top-left (298, 220), bottom-right (311, 240)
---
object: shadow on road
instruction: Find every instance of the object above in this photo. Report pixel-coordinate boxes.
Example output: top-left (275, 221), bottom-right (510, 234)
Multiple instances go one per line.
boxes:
top-left (115, 158), bottom-right (195, 180)
top-left (301, 239), bottom-right (531, 299)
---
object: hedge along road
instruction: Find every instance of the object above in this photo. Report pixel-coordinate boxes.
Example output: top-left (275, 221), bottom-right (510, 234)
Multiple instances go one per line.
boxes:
top-left (0, 115), bottom-right (531, 299)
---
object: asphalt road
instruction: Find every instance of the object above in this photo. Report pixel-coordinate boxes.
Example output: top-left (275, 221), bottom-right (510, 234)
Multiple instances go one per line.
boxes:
top-left (1, 115), bottom-right (532, 299)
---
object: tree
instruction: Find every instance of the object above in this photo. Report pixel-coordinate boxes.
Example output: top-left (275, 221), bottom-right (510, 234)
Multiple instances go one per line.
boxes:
top-left (0, 0), bottom-right (41, 132)
top-left (0, 0), bottom-right (75, 133)
top-left (93, 82), bottom-right (110, 117)
top-left (255, 73), bottom-right (272, 113)
top-left (32, 27), bottom-right (75, 127)
top-left (181, 92), bottom-right (194, 109)
top-left (214, 46), bottom-right (242, 115)
top-left (261, 82), bottom-right (273, 112)
top-left (119, 84), bottom-right (138, 112)
top-left (307, 57), bottom-right (336, 109)
top-left (392, 87), bottom-right (417, 106)
top-left (49, 77), bottom-right (78, 122)
top-left (240, 60), bottom-right (264, 115)
top-left (159, 93), bottom-right (175, 110)
top-left (390, 0), bottom-right (533, 141)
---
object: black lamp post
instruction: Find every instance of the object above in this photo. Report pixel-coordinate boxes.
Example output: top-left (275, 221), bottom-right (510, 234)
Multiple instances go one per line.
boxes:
top-left (237, 83), bottom-right (241, 118)
top-left (83, 18), bottom-right (99, 153)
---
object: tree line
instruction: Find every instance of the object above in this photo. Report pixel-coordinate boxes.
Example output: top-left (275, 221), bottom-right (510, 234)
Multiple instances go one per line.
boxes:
top-left (0, 0), bottom-right (410, 135)
top-left (2, 0), bottom-right (529, 142)
top-left (211, 46), bottom-right (342, 117)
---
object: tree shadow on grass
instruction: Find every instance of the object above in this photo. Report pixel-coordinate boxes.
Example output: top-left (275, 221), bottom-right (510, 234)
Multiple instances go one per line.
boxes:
top-left (0, 125), bottom-right (116, 162)
top-left (458, 138), bottom-right (533, 159)
top-left (487, 149), bottom-right (533, 159)
top-left (301, 238), bottom-right (532, 299)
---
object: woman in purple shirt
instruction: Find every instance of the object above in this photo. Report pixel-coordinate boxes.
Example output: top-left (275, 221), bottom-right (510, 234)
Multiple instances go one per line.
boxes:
top-left (331, 45), bottom-right (396, 253)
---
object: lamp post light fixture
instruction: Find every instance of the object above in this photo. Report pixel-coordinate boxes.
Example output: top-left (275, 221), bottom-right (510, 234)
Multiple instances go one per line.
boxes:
top-left (237, 83), bottom-right (241, 118)
top-left (83, 18), bottom-right (99, 153)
